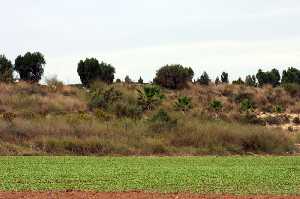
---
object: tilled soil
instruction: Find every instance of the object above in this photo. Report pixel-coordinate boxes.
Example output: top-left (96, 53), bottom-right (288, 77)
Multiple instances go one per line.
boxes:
top-left (0, 192), bottom-right (299, 199)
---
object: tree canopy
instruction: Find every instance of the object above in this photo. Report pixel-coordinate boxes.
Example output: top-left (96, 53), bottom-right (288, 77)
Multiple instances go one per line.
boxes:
top-left (14, 52), bottom-right (46, 83)
top-left (0, 55), bottom-right (13, 83)
top-left (256, 68), bottom-right (280, 87)
top-left (221, 72), bottom-right (229, 83)
top-left (77, 58), bottom-right (115, 87)
top-left (282, 67), bottom-right (300, 84)
top-left (153, 64), bottom-right (194, 89)
top-left (197, 71), bottom-right (210, 85)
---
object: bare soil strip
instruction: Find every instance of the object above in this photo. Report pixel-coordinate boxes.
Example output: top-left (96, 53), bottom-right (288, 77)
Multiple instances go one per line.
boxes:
top-left (0, 192), bottom-right (299, 199)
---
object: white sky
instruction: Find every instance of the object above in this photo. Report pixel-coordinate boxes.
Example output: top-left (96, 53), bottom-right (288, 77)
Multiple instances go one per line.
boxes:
top-left (1, 0), bottom-right (300, 83)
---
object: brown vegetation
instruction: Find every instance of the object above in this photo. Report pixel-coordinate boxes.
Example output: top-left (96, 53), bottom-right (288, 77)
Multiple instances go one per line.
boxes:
top-left (0, 81), bottom-right (299, 155)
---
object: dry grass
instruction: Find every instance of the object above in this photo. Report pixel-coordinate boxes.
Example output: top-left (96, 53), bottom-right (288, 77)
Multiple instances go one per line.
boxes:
top-left (0, 82), bottom-right (298, 155)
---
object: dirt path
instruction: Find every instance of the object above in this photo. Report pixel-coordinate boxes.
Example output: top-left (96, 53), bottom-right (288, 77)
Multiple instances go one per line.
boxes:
top-left (0, 192), bottom-right (298, 199)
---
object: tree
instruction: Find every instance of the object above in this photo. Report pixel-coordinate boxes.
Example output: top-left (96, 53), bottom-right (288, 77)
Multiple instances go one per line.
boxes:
top-left (77, 58), bottom-right (115, 87)
top-left (0, 55), bottom-right (13, 83)
top-left (197, 71), bottom-right (210, 85)
top-left (215, 76), bottom-right (220, 85)
top-left (138, 76), bottom-right (144, 84)
top-left (14, 52), bottom-right (46, 83)
top-left (245, 75), bottom-right (257, 87)
top-left (153, 64), bottom-right (194, 89)
top-left (221, 72), bottom-right (229, 83)
top-left (124, 75), bottom-right (132, 84)
top-left (282, 67), bottom-right (300, 84)
top-left (256, 68), bottom-right (280, 87)
top-left (232, 77), bottom-right (245, 85)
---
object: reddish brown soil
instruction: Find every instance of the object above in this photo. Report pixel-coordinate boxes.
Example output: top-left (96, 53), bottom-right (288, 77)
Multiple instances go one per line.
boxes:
top-left (0, 192), bottom-right (298, 199)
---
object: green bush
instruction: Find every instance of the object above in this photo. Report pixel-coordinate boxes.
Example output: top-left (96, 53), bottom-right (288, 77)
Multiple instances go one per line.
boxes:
top-left (174, 96), bottom-right (192, 111)
top-left (273, 105), bottom-right (284, 113)
top-left (149, 109), bottom-right (177, 133)
top-left (89, 86), bottom-right (122, 110)
top-left (240, 99), bottom-right (253, 112)
top-left (209, 100), bottom-right (223, 112)
top-left (137, 85), bottom-right (164, 111)
top-left (114, 102), bottom-right (143, 120)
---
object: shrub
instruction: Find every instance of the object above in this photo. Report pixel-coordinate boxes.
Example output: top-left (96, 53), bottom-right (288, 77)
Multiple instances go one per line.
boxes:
top-left (293, 117), bottom-right (300, 124)
top-left (170, 120), bottom-right (294, 154)
top-left (153, 64), bottom-right (194, 89)
top-left (14, 52), bottom-right (46, 83)
top-left (0, 55), bottom-right (13, 83)
top-left (240, 99), bottom-right (253, 112)
top-left (210, 100), bottom-right (223, 112)
top-left (46, 76), bottom-right (64, 92)
top-left (273, 105), bottom-right (284, 113)
top-left (94, 109), bottom-right (113, 121)
top-left (114, 102), bottom-right (143, 120)
top-left (89, 86), bottom-right (122, 110)
top-left (77, 58), bottom-right (115, 87)
top-left (282, 83), bottom-right (300, 97)
top-left (174, 96), bottom-right (192, 111)
top-left (197, 71), bottom-right (210, 85)
top-left (2, 112), bottom-right (17, 122)
top-left (149, 109), bottom-right (177, 133)
top-left (240, 112), bottom-right (264, 125)
top-left (137, 85), bottom-right (164, 111)
top-left (264, 115), bottom-right (290, 125)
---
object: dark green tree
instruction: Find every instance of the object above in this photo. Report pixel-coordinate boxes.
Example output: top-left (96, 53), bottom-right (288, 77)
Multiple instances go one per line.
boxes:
top-left (197, 71), bottom-right (210, 85)
top-left (245, 75), bottom-right (257, 87)
top-left (77, 58), bottom-right (115, 87)
top-left (221, 72), bottom-right (229, 83)
top-left (256, 68), bottom-right (280, 87)
top-left (154, 64), bottom-right (194, 89)
top-left (138, 76), bottom-right (144, 84)
top-left (0, 55), bottom-right (13, 83)
top-left (14, 52), bottom-right (46, 83)
top-left (232, 77), bottom-right (245, 85)
top-left (124, 75), bottom-right (132, 84)
top-left (282, 67), bottom-right (300, 84)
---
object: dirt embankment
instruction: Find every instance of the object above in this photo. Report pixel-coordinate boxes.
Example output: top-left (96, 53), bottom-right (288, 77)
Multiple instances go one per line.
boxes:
top-left (0, 192), bottom-right (299, 199)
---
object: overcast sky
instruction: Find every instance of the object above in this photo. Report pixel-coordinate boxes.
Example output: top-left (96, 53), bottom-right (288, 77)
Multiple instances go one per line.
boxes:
top-left (1, 0), bottom-right (300, 83)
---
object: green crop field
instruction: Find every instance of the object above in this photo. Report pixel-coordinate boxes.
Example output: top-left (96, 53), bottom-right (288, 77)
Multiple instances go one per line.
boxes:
top-left (0, 156), bottom-right (299, 195)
